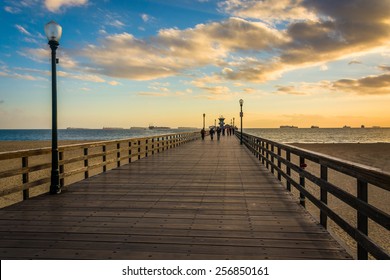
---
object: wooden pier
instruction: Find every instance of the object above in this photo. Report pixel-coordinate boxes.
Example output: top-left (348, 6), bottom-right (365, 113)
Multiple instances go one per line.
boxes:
top-left (0, 135), bottom-right (352, 259)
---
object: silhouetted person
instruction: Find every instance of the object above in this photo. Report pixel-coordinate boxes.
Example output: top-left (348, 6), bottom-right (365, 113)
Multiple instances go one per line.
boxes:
top-left (201, 128), bottom-right (205, 140)
top-left (209, 127), bottom-right (215, 140)
top-left (217, 127), bottom-right (221, 140)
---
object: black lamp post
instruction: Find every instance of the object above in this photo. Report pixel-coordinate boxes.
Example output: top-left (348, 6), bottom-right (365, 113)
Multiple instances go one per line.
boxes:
top-left (233, 117), bottom-right (235, 135)
top-left (239, 99), bottom-right (243, 145)
top-left (203, 113), bottom-right (205, 130)
top-left (45, 20), bottom-right (62, 194)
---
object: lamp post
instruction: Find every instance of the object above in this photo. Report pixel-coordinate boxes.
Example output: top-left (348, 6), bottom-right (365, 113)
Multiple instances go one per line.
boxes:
top-left (233, 117), bottom-right (235, 135)
top-left (45, 20), bottom-right (62, 194)
top-left (239, 99), bottom-right (243, 145)
top-left (203, 113), bottom-right (205, 130)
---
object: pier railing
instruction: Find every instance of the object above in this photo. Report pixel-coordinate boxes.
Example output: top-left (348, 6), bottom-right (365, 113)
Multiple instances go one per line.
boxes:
top-left (0, 132), bottom-right (200, 208)
top-left (236, 131), bottom-right (390, 260)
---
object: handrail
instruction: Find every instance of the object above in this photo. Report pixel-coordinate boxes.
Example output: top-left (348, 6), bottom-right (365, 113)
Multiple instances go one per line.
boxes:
top-left (236, 130), bottom-right (390, 260)
top-left (0, 132), bottom-right (200, 206)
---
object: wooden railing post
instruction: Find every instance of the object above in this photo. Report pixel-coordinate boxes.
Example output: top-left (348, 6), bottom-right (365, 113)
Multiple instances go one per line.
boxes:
top-left (22, 156), bottom-right (29, 200)
top-left (357, 179), bottom-right (368, 260)
top-left (286, 151), bottom-right (291, 191)
top-left (145, 139), bottom-right (148, 157)
top-left (266, 143), bottom-right (269, 169)
top-left (138, 140), bottom-right (141, 159)
top-left (151, 138), bottom-right (155, 155)
top-left (277, 147), bottom-right (281, 181)
top-left (320, 165), bottom-right (328, 229)
top-left (271, 144), bottom-right (275, 174)
top-left (128, 141), bottom-right (132, 163)
top-left (59, 151), bottom-right (64, 187)
top-left (261, 141), bottom-right (265, 164)
top-left (84, 147), bottom-right (89, 179)
top-left (117, 143), bottom-right (121, 167)
top-left (299, 156), bottom-right (306, 208)
top-left (102, 145), bottom-right (107, 172)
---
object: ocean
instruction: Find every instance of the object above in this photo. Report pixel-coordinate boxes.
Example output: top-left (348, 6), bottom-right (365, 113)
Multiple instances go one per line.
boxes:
top-left (0, 128), bottom-right (197, 141)
top-left (0, 128), bottom-right (389, 143)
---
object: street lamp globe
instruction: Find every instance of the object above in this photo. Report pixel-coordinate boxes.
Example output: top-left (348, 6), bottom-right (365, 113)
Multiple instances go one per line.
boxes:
top-left (44, 20), bottom-right (62, 43)
top-left (239, 99), bottom-right (244, 106)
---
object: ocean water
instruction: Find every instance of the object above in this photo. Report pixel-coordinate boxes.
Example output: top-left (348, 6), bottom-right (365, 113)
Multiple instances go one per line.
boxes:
top-left (0, 128), bottom-right (389, 143)
top-left (0, 128), bottom-right (198, 141)
top-left (244, 128), bottom-right (390, 143)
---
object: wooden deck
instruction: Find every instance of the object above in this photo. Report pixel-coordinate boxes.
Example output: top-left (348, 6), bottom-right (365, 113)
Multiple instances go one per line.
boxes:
top-left (0, 135), bottom-right (352, 259)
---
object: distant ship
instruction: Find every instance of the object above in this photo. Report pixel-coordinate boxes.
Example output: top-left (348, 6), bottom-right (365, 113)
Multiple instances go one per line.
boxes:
top-left (342, 125), bottom-right (351, 129)
top-left (311, 125), bottom-right (319, 128)
top-left (103, 127), bottom-right (124, 130)
top-left (149, 125), bottom-right (171, 130)
top-left (280, 125), bottom-right (298, 128)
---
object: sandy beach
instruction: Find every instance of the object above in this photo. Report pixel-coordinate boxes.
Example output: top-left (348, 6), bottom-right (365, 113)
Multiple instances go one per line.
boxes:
top-left (0, 140), bottom-right (389, 258)
top-left (292, 143), bottom-right (390, 173)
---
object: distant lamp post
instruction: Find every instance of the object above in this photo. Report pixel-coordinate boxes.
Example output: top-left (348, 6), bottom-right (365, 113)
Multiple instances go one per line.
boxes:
top-left (203, 113), bottom-right (206, 130)
top-left (239, 99), bottom-right (244, 145)
top-left (45, 20), bottom-right (62, 194)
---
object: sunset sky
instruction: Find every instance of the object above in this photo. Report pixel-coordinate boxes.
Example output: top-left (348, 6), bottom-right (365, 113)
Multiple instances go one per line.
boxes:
top-left (1, 0), bottom-right (390, 129)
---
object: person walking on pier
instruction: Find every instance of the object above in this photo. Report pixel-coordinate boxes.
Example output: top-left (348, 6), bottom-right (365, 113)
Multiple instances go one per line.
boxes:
top-left (201, 128), bottom-right (205, 140)
top-left (217, 126), bottom-right (221, 141)
top-left (210, 127), bottom-right (215, 140)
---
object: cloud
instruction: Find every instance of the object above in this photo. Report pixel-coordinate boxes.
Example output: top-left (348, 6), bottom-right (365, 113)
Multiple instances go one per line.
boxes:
top-left (108, 81), bottom-right (120, 86)
top-left (378, 65), bottom-right (390, 72)
top-left (108, 20), bottom-right (125, 28)
top-left (15, 25), bottom-right (32, 36)
top-left (20, 48), bottom-right (78, 69)
top-left (0, 69), bottom-right (45, 81)
top-left (348, 60), bottom-right (362, 65)
top-left (141, 14), bottom-right (151, 22)
top-left (138, 92), bottom-right (169, 97)
top-left (0, 100), bottom-right (4, 104)
top-left (219, 0), bottom-right (318, 23)
top-left (275, 85), bottom-right (307, 96)
top-left (320, 64), bottom-right (328, 71)
top-left (5, 6), bottom-right (21, 14)
top-left (58, 71), bottom-right (106, 83)
top-left (82, 17), bottom-right (285, 81)
top-left (45, 0), bottom-right (88, 12)
top-left (202, 85), bottom-right (231, 95)
top-left (214, 0), bottom-right (390, 83)
top-left (332, 74), bottom-right (390, 95)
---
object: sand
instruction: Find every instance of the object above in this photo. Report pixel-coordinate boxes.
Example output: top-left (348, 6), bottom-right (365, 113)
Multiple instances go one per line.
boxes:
top-left (292, 143), bottom-right (390, 173)
top-left (0, 140), bottom-right (389, 258)
top-left (0, 140), bottom-right (90, 152)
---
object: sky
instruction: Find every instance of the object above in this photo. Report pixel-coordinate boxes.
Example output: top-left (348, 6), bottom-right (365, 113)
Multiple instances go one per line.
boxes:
top-left (1, 0), bottom-right (390, 129)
